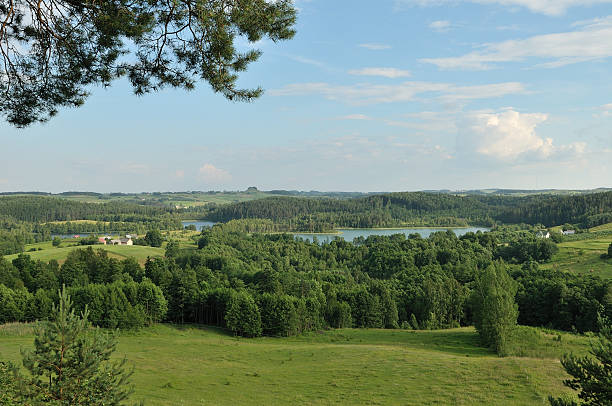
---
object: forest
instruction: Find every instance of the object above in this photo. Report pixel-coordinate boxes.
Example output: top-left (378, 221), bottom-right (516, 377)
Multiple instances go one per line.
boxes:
top-left (1, 225), bottom-right (609, 338)
top-left (202, 191), bottom-right (612, 231)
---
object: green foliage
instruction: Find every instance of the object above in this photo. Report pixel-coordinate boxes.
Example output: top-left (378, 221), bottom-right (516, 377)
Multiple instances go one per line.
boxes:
top-left (549, 319), bottom-right (612, 406)
top-left (495, 238), bottom-right (559, 263)
top-left (52, 237), bottom-right (61, 247)
top-left (204, 191), bottom-right (612, 229)
top-left (471, 261), bottom-right (519, 356)
top-left (164, 240), bottom-right (179, 258)
top-left (0, 0), bottom-right (297, 127)
top-left (0, 230), bottom-right (27, 255)
top-left (6, 286), bottom-right (137, 405)
top-left (259, 293), bottom-right (299, 336)
top-left (226, 291), bottom-right (262, 337)
top-left (145, 229), bottom-right (163, 248)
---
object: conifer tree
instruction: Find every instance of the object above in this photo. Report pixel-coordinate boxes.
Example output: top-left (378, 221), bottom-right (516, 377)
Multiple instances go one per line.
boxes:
top-left (7, 286), bottom-right (138, 405)
top-left (549, 318), bottom-right (612, 406)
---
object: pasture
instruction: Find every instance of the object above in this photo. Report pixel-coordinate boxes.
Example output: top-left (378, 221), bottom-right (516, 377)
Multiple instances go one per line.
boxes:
top-left (0, 324), bottom-right (589, 405)
top-left (3, 244), bottom-right (164, 265)
top-left (541, 236), bottom-right (612, 279)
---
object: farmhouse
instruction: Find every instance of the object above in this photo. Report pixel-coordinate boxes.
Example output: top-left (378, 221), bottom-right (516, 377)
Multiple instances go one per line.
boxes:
top-left (562, 230), bottom-right (576, 235)
top-left (109, 235), bottom-right (134, 245)
top-left (536, 231), bottom-right (550, 239)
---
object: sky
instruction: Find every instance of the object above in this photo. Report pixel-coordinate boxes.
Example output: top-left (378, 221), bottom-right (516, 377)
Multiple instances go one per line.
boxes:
top-left (1, 0), bottom-right (611, 193)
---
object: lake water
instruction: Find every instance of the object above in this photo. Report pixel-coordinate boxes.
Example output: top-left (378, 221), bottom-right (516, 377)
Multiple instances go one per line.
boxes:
top-left (294, 227), bottom-right (490, 244)
top-left (182, 221), bottom-right (216, 231)
top-left (181, 221), bottom-right (489, 243)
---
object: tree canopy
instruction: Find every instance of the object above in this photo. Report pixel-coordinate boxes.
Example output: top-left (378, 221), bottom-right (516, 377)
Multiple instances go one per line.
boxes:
top-left (0, 0), bottom-right (297, 127)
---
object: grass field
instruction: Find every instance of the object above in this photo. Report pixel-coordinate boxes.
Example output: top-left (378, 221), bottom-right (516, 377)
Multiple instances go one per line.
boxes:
top-left (0, 324), bottom-right (589, 405)
top-left (3, 244), bottom-right (164, 265)
top-left (590, 222), bottom-right (612, 232)
top-left (541, 237), bottom-right (612, 279)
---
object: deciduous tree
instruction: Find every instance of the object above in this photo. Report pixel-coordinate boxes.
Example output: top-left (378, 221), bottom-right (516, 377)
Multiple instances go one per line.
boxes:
top-left (471, 261), bottom-right (519, 356)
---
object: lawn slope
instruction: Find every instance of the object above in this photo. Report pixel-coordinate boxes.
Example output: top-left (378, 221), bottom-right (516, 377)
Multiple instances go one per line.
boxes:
top-left (0, 325), bottom-right (588, 405)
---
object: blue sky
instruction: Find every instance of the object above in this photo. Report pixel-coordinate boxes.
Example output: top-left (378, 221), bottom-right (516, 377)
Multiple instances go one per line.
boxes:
top-left (1, 0), bottom-right (611, 192)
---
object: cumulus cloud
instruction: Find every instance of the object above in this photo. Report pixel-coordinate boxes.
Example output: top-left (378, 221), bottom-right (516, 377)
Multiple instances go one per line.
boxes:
top-left (348, 67), bottom-right (412, 78)
top-left (358, 43), bottom-right (392, 50)
top-left (198, 164), bottom-right (232, 183)
top-left (458, 109), bottom-right (586, 162)
top-left (429, 20), bottom-right (451, 32)
top-left (270, 81), bottom-right (526, 105)
top-left (399, 0), bottom-right (612, 16)
top-left (421, 16), bottom-right (612, 69)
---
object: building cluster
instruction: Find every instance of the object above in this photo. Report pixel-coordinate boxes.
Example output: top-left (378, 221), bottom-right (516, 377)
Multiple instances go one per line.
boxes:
top-left (97, 235), bottom-right (135, 246)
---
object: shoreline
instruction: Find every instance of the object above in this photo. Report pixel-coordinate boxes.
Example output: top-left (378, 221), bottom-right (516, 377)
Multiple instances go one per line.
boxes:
top-left (297, 226), bottom-right (488, 233)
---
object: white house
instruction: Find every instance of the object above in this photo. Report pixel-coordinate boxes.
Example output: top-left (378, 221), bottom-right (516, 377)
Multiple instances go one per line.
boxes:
top-left (562, 230), bottom-right (576, 235)
top-left (536, 231), bottom-right (550, 239)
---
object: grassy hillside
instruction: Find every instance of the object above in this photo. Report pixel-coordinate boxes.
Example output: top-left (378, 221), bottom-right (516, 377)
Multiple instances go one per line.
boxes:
top-left (590, 222), bottom-right (612, 232)
top-left (0, 324), bottom-right (589, 405)
top-left (540, 236), bottom-right (612, 279)
top-left (4, 243), bottom-right (164, 265)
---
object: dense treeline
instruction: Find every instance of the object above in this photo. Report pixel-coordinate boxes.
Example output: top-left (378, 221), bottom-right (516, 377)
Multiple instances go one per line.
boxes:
top-left (0, 196), bottom-right (179, 223)
top-left (492, 191), bottom-right (612, 227)
top-left (0, 196), bottom-right (183, 245)
top-left (1, 228), bottom-right (609, 337)
top-left (203, 191), bottom-right (612, 230)
top-left (204, 193), bottom-right (494, 230)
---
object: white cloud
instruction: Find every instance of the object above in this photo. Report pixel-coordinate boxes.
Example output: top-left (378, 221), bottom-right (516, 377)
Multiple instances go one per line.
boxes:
top-left (421, 16), bottom-right (612, 69)
top-left (458, 109), bottom-right (586, 161)
top-left (270, 81), bottom-right (526, 105)
top-left (400, 0), bottom-right (612, 16)
top-left (338, 114), bottom-right (372, 120)
top-left (600, 103), bottom-right (612, 117)
top-left (429, 20), bottom-right (451, 32)
top-left (348, 67), bottom-right (412, 78)
top-left (290, 55), bottom-right (330, 69)
top-left (358, 43), bottom-right (392, 50)
top-left (198, 164), bottom-right (232, 183)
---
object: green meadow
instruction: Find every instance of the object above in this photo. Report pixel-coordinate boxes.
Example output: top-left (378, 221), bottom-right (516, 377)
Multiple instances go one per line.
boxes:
top-left (0, 324), bottom-right (589, 405)
top-left (4, 243), bottom-right (164, 265)
top-left (541, 236), bottom-right (612, 279)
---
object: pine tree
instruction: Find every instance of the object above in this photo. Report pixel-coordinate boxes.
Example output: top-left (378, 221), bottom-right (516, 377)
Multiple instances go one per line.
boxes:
top-left (8, 286), bottom-right (139, 405)
top-left (549, 318), bottom-right (612, 406)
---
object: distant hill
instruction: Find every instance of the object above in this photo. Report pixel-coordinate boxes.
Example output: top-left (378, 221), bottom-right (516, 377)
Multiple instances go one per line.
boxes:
top-left (205, 190), bottom-right (612, 229)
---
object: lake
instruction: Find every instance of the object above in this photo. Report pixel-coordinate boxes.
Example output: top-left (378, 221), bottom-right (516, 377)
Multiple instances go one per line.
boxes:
top-left (181, 221), bottom-right (490, 243)
top-left (294, 227), bottom-right (490, 243)
top-left (182, 221), bottom-right (216, 231)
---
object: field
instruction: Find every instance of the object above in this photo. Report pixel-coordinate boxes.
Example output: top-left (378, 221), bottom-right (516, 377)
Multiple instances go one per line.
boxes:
top-left (3, 243), bottom-right (165, 265)
top-left (0, 324), bottom-right (590, 405)
top-left (590, 222), bottom-right (612, 232)
top-left (541, 236), bottom-right (612, 279)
